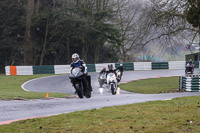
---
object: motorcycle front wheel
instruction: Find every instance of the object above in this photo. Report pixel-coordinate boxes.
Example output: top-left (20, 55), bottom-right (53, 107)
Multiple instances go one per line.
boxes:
top-left (99, 80), bottom-right (104, 87)
top-left (75, 83), bottom-right (84, 98)
top-left (111, 84), bottom-right (116, 95)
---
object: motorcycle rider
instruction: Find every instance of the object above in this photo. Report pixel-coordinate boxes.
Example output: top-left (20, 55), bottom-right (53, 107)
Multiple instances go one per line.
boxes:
top-left (70, 53), bottom-right (92, 93)
top-left (106, 64), bottom-right (116, 75)
top-left (98, 67), bottom-right (107, 86)
top-left (106, 64), bottom-right (120, 82)
top-left (186, 59), bottom-right (194, 68)
top-left (105, 64), bottom-right (121, 89)
top-left (185, 59), bottom-right (194, 74)
top-left (116, 64), bottom-right (124, 81)
top-left (189, 59), bottom-right (194, 71)
top-left (100, 67), bottom-right (106, 74)
top-left (189, 59), bottom-right (193, 67)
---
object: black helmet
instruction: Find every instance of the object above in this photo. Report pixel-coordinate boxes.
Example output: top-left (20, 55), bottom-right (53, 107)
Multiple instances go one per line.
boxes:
top-left (108, 64), bottom-right (113, 70)
top-left (189, 59), bottom-right (192, 64)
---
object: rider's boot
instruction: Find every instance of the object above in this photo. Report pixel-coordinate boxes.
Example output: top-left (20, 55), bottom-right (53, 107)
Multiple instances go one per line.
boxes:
top-left (88, 79), bottom-right (93, 91)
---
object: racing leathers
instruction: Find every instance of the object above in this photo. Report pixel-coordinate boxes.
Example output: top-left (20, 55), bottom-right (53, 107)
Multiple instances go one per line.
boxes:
top-left (70, 60), bottom-right (92, 92)
top-left (116, 66), bottom-right (123, 82)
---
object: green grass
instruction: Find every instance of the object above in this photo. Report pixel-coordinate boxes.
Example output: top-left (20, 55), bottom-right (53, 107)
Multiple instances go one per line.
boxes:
top-left (0, 96), bottom-right (200, 133)
top-left (120, 76), bottom-right (180, 94)
top-left (0, 74), bottom-right (69, 100)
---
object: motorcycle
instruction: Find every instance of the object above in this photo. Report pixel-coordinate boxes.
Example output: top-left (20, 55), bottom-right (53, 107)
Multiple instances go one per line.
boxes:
top-left (69, 67), bottom-right (91, 98)
top-left (106, 72), bottom-right (118, 95)
top-left (185, 63), bottom-right (194, 74)
top-left (98, 73), bottom-right (107, 87)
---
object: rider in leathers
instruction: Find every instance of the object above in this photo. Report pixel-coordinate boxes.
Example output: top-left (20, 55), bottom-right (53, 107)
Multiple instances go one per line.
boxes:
top-left (100, 67), bottom-right (106, 74)
top-left (70, 53), bottom-right (92, 93)
top-left (106, 64), bottom-right (119, 82)
top-left (116, 64), bottom-right (124, 82)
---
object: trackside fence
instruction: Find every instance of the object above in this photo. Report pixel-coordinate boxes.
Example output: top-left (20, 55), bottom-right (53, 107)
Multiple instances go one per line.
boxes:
top-left (152, 62), bottom-right (168, 70)
top-left (5, 61), bottom-right (200, 75)
top-left (115, 63), bottom-right (134, 71)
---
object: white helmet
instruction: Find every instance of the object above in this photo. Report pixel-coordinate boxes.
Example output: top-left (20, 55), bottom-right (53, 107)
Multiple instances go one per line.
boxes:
top-left (120, 64), bottom-right (123, 66)
top-left (72, 53), bottom-right (80, 63)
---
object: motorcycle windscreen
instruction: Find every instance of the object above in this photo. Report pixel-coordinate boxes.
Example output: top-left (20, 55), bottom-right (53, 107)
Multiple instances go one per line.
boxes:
top-left (108, 73), bottom-right (115, 77)
top-left (100, 74), bottom-right (106, 79)
top-left (71, 68), bottom-right (83, 77)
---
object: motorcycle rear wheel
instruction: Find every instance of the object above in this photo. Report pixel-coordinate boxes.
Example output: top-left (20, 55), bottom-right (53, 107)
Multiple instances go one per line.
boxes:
top-left (191, 69), bottom-right (194, 74)
top-left (111, 84), bottom-right (116, 95)
top-left (85, 90), bottom-right (91, 98)
top-left (185, 69), bottom-right (188, 74)
top-left (84, 82), bottom-right (92, 98)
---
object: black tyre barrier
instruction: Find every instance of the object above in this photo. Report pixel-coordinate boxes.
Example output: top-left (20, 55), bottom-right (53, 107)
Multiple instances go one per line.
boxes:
top-left (179, 75), bottom-right (200, 92)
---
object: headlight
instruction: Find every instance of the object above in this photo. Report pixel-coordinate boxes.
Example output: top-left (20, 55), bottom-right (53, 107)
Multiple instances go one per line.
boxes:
top-left (73, 72), bottom-right (79, 76)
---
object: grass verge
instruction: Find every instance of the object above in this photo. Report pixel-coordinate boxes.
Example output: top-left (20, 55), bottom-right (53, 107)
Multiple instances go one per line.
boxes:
top-left (0, 74), bottom-right (69, 100)
top-left (120, 76), bottom-right (180, 94)
top-left (0, 96), bottom-right (199, 132)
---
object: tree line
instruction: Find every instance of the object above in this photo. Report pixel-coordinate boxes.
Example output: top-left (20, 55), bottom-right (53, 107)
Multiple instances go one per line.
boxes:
top-left (0, 0), bottom-right (199, 73)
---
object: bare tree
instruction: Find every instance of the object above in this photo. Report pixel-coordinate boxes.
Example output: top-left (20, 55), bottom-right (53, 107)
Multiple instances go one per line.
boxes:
top-left (114, 0), bottom-right (155, 62)
top-left (113, 0), bottom-right (199, 62)
top-left (149, 0), bottom-right (197, 53)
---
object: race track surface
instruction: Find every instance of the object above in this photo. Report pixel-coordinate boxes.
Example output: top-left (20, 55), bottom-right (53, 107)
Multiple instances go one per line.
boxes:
top-left (1, 69), bottom-right (200, 124)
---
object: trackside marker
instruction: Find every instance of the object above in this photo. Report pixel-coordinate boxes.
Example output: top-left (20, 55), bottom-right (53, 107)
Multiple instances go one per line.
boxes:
top-left (46, 92), bottom-right (49, 98)
top-left (10, 66), bottom-right (17, 75)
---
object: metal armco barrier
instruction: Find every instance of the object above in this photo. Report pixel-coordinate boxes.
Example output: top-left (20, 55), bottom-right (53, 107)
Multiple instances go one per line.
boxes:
top-left (152, 62), bottom-right (168, 70)
top-left (179, 75), bottom-right (200, 92)
top-left (5, 61), bottom-right (200, 75)
top-left (115, 63), bottom-right (134, 71)
top-left (33, 65), bottom-right (55, 74)
top-left (86, 64), bottom-right (96, 72)
top-left (54, 65), bottom-right (70, 74)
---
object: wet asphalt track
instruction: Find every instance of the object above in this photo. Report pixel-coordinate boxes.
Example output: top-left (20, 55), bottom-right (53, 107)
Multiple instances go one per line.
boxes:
top-left (1, 69), bottom-right (200, 124)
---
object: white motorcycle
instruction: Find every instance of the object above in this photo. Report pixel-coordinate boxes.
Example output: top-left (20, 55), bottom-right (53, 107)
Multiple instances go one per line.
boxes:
top-left (106, 72), bottom-right (118, 95)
